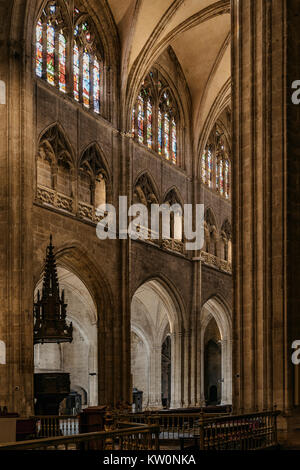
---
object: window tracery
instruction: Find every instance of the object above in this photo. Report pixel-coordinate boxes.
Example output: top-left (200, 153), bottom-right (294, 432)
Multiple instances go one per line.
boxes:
top-left (35, 1), bottom-right (103, 114)
top-left (132, 70), bottom-right (179, 165)
top-left (201, 124), bottom-right (231, 199)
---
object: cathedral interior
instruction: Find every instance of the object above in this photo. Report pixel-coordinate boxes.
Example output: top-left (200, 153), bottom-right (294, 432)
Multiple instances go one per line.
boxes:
top-left (0, 0), bottom-right (299, 452)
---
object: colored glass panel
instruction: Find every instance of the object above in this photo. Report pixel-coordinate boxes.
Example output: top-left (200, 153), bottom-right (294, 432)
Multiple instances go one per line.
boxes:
top-left (219, 159), bottom-right (224, 195)
top-left (171, 119), bottom-right (177, 164)
top-left (207, 149), bottom-right (213, 187)
top-left (137, 95), bottom-right (144, 144)
top-left (93, 57), bottom-right (100, 113)
top-left (225, 160), bottom-right (229, 198)
top-left (163, 91), bottom-right (170, 106)
top-left (164, 114), bottom-right (170, 159)
top-left (73, 43), bottom-right (80, 101)
top-left (46, 24), bottom-right (55, 85)
top-left (36, 20), bottom-right (43, 78)
top-left (58, 32), bottom-right (66, 93)
top-left (147, 100), bottom-right (152, 149)
top-left (132, 107), bottom-right (135, 136)
top-left (202, 152), bottom-right (206, 183)
top-left (83, 49), bottom-right (90, 107)
top-left (158, 110), bottom-right (162, 155)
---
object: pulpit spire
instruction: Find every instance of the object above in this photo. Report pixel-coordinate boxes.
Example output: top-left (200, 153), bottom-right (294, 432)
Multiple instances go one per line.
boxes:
top-left (33, 235), bottom-right (73, 344)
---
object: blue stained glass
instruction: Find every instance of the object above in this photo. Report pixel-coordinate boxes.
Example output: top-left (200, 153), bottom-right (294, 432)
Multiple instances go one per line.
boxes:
top-left (164, 114), bottom-right (169, 159)
top-left (83, 49), bottom-right (90, 107)
top-left (158, 110), bottom-right (162, 154)
top-left (147, 100), bottom-right (152, 149)
top-left (171, 119), bottom-right (177, 164)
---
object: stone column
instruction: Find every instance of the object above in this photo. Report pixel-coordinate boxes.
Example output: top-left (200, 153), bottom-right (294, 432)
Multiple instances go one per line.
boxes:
top-left (183, 329), bottom-right (190, 407)
top-left (148, 343), bottom-right (162, 409)
top-left (0, 3), bottom-right (35, 416)
top-left (220, 339), bottom-right (232, 405)
top-left (232, 0), bottom-right (300, 444)
top-left (191, 258), bottom-right (203, 407)
top-left (170, 332), bottom-right (182, 409)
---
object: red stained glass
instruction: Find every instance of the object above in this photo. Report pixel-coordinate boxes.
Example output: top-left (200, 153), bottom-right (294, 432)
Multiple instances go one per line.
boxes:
top-left (46, 24), bottom-right (55, 86)
top-left (59, 32), bottom-right (66, 93)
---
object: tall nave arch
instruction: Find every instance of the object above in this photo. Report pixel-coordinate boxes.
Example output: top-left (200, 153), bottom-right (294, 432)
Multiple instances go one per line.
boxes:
top-left (131, 279), bottom-right (185, 410)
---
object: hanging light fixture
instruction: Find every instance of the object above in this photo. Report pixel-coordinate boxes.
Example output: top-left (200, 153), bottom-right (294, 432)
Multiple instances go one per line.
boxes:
top-left (34, 235), bottom-right (73, 344)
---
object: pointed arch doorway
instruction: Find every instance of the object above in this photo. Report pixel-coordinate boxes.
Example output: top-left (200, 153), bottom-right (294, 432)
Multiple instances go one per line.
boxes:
top-left (131, 279), bottom-right (183, 410)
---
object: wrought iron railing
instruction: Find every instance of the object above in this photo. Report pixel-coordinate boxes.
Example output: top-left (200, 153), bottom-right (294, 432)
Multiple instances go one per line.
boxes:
top-left (0, 423), bottom-right (160, 451)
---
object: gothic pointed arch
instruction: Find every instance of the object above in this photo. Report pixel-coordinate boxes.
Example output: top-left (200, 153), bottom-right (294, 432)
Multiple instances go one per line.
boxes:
top-left (163, 187), bottom-right (183, 208)
top-left (38, 122), bottom-right (74, 167)
top-left (200, 296), bottom-right (232, 405)
top-left (37, 123), bottom-right (75, 209)
top-left (34, 0), bottom-right (117, 119)
top-left (131, 67), bottom-right (181, 166)
top-left (200, 113), bottom-right (231, 200)
top-left (133, 172), bottom-right (160, 208)
top-left (78, 143), bottom-right (110, 213)
top-left (221, 219), bottom-right (232, 262)
top-left (131, 277), bottom-right (187, 409)
top-left (221, 219), bottom-right (232, 240)
top-left (163, 187), bottom-right (184, 245)
top-left (41, 240), bottom-right (115, 406)
top-left (204, 208), bottom-right (218, 256)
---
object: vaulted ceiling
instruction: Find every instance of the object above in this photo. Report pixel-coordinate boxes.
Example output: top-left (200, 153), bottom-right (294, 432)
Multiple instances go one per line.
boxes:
top-left (107, 0), bottom-right (231, 150)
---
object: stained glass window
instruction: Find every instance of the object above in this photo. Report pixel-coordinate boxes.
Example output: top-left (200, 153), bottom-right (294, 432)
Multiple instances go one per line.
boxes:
top-left (216, 160), bottom-right (219, 191)
top-left (82, 50), bottom-right (90, 107)
top-left (171, 119), bottom-right (177, 164)
top-left (132, 71), bottom-right (180, 164)
top-left (158, 110), bottom-right (162, 154)
top-left (137, 94), bottom-right (144, 144)
top-left (146, 100), bottom-right (152, 149)
top-left (164, 114), bottom-right (170, 159)
top-left (93, 57), bottom-right (100, 113)
top-left (207, 148), bottom-right (213, 187)
top-left (58, 32), bottom-right (66, 93)
top-left (202, 152), bottom-right (206, 183)
top-left (46, 24), bottom-right (55, 86)
top-left (73, 43), bottom-right (80, 101)
top-left (225, 160), bottom-right (229, 198)
top-left (131, 108), bottom-right (135, 136)
top-left (35, 3), bottom-right (104, 113)
top-left (36, 20), bottom-right (43, 78)
top-left (219, 159), bottom-right (224, 195)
